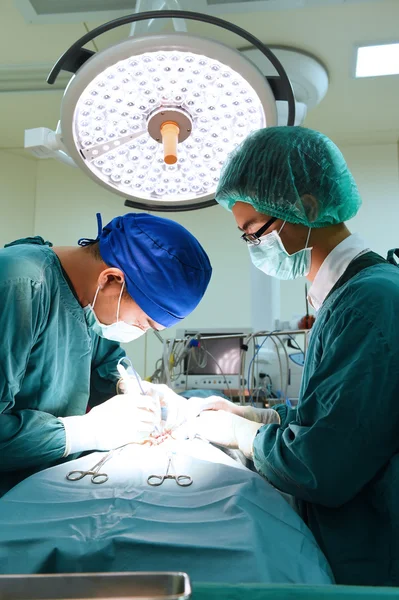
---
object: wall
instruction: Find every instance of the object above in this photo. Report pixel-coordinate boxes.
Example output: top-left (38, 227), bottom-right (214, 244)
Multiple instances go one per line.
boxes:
top-left (0, 150), bottom-right (36, 246)
top-left (34, 160), bottom-right (252, 376)
top-left (279, 143), bottom-right (399, 321)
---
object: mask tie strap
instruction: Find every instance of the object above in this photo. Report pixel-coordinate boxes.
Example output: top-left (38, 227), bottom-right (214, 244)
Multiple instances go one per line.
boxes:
top-left (305, 227), bottom-right (312, 249)
top-left (116, 281), bottom-right (125, 323)
top-left (278, 221), bottom-right (286, 235)
top-left (92, 286), bottom-right (101, 309)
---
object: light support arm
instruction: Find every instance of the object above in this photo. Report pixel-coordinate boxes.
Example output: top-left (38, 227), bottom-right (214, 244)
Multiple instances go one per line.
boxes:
top-left (24, 127), bottom-right (77, 167)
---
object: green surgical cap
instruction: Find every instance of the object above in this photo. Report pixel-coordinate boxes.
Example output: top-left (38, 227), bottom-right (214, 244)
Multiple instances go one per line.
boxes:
top-left (216, 127), bottom-right (362, 228)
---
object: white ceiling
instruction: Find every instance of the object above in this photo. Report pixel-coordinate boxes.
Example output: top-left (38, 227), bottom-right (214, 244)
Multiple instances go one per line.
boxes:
top-left (0, 0), bottom-right (398, 152)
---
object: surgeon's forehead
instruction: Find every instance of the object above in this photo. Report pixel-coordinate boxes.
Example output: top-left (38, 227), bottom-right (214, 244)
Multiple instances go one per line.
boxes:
top-left (232, 202), bottom-right (271, 231)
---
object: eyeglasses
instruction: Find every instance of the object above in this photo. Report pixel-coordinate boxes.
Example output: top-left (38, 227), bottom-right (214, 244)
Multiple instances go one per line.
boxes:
top-left (241, 217), bottom-right (277, 245)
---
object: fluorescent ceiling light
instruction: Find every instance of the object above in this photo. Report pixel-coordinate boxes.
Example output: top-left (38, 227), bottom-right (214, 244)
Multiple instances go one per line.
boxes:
top-left (355, 43), bottom-right (399, 78)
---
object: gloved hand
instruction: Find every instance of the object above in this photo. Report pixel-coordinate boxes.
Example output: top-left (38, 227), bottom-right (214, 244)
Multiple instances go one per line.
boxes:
top-left (236, 404), bottom-right (281, 425)
top-left (193, 411), bottom-right (264, 459)
top-left (116, 369), bottom-right (148, 396)
top-left (60, 393), bottom-right (161, 456)
top-left (186, 396), bottom-right (280, 425)
top-left (134, 382), bottom-right (207, 431)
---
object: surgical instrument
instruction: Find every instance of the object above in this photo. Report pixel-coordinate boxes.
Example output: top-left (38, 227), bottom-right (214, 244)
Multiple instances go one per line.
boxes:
top-left (117, 357), bottom-right (146, 395)
top-left (66, 451), bottom-right (113, 484)
top-left (66, 443), bottom-right (133, 484)
top-left (147, 452), bottom-right (193, 487)
top-left (118, 357), bottom-right (167, 436)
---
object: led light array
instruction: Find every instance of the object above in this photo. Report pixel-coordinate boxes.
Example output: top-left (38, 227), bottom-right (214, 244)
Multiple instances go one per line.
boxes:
top-left (73, 50), bottom-right (265, 200)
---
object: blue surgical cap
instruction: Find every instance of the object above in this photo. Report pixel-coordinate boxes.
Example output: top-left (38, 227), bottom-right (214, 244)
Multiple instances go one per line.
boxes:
top-left (79, 213), bottom-right (212, 328)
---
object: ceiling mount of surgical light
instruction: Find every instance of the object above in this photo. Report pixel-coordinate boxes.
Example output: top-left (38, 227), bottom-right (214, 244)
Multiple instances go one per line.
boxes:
top-left (25, 9), bottom-right (296, 211)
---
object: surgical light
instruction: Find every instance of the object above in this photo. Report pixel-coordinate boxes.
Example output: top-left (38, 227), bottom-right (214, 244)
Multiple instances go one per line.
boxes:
top-left (62, 37), bottom-right (270, 205)
top-left (26, 10), bottom-right (295, 211)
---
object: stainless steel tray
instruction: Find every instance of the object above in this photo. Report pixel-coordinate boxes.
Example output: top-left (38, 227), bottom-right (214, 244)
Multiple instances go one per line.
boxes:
top-left (0, 572), bottom-right (191, 600)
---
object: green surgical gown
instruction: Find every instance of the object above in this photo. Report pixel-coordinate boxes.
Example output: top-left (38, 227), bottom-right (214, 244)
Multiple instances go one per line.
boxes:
top-left (0, 238), bottom-right (125, 496)
top-left (253, 258), bottom-right (399, 586)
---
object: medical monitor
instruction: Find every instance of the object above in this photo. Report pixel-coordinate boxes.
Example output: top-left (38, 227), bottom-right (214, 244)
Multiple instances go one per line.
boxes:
top-left (185, 335), bottom-right (242, 376)
top-left (174, 329), bottom-right (251, 391)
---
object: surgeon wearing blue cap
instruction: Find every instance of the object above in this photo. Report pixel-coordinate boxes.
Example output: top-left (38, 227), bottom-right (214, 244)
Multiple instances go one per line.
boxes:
top-left (0, 213), bottom-right (211, 496)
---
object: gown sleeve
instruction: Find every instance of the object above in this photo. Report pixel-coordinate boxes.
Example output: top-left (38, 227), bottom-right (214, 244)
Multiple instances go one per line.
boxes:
top-left (253, 303), bottom-right (399, 508)
top-left (0, 278), bottom-right (66, 471)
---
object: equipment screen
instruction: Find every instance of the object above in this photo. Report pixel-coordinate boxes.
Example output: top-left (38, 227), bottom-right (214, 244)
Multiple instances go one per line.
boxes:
top-left (185, 335), bottom-right (243, 376)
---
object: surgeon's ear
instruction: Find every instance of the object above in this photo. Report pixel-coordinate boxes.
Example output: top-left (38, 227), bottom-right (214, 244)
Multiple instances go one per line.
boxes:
top-left (301, 194), bottom-right (319, 223)
top-left (97, 268), bottom-right (125, 295)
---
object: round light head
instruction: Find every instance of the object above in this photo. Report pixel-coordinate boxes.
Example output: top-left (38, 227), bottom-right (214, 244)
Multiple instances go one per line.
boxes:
top-left (60, 33), bottom-right (277, 210)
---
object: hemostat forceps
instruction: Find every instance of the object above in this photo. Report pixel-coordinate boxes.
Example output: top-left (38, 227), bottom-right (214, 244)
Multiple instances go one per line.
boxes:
top-left (66, 445), bottom-right (125, 484)
top-left (147, 452), bottom-right (193, 487)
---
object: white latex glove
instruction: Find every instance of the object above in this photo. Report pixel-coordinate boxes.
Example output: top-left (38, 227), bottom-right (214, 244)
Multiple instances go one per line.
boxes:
top-left (116, 370), bottom-right (147, 396)
top-left (60, 393), bottom-right (161, 456)
top-left (235, 404), bottom-right (281, 425)
top-left (188, 396), bottom-right (281, 425)
top-left (193, 411), bottom-right (263, 459)
top-left (133, 382), bottom-right (208, 432)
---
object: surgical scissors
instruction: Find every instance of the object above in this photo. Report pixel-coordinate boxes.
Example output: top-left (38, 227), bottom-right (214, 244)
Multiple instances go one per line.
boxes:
top-left (147, 452), bottom-right (193, 487)
top-left (66, 448), bottom-right (119, 484)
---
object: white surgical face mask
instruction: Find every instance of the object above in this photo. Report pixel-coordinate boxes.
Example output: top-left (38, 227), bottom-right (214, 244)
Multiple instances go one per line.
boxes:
top-left (249, 222), bottom-right (312, 280)
top-left (84, 282), bottom-right (146, 343)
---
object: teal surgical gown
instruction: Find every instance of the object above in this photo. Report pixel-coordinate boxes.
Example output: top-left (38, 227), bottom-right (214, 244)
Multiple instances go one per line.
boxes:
top-left (0, 237), bottom-right (125, 496)
top-left (253, 254), bottom-right (399, 586)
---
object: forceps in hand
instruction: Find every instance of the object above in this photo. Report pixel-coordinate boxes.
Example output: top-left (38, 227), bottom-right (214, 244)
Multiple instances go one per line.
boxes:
top-left (147, 452), bottom-right (193, 487)
top-left (67, 451), bottom-right (113, 484)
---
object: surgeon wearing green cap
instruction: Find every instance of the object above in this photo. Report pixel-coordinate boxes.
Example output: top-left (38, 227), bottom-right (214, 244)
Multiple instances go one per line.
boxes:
top-left (193, 127), bottom-right (399, 586)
